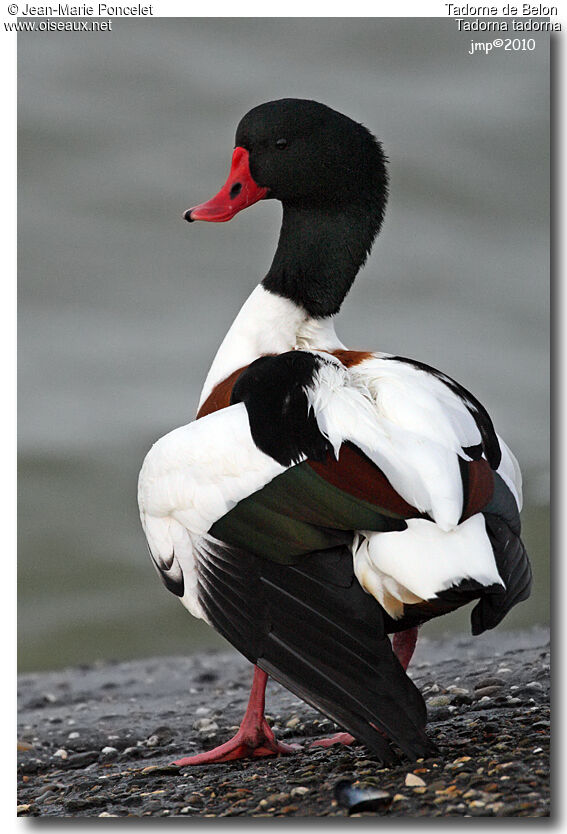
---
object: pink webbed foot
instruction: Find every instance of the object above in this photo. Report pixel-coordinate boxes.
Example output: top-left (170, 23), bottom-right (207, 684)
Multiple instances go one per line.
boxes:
top-left (310, 732), bottom-right (355, 749)
top-left (173, 666), bottom-right (301, 766)
top-left (173, 719), bottom-right (300, 765)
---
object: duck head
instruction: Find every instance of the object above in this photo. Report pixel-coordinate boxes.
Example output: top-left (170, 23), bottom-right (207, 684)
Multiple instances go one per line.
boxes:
top-left (185, 98), bottom-right (389, 318)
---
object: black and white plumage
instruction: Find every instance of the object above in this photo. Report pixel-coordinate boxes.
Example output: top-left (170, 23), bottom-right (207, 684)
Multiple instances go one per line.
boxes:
top-left (138, 99), bottom-right (531, 764)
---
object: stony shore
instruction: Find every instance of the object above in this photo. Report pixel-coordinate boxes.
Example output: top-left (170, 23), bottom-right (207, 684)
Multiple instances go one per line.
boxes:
top-left (18, 626), bottom-right (550, 818)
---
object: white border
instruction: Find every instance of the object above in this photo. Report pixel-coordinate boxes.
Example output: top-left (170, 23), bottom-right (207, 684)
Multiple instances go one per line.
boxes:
top-left (4, 3), bottom-right (560, 829)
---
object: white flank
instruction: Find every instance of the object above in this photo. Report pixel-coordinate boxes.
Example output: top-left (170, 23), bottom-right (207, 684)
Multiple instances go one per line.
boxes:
top-left (138, 403), bottom-right (288, 619)
top-left (352, 514), bottom-right (504, 619)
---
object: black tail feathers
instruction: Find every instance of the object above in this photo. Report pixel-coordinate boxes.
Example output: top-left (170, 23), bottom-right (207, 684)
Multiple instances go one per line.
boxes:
top-left (471, 513), bottom-right (533, 636)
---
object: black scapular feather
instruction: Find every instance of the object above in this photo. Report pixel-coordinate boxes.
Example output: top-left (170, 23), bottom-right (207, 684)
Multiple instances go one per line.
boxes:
top-left (230, 352), bottom-right (332, 467)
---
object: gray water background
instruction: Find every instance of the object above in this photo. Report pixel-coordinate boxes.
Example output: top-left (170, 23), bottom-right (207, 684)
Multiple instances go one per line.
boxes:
top-left (18, 19), bottom-right (550, 672)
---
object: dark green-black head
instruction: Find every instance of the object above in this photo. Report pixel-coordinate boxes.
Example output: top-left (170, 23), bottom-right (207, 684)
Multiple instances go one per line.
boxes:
top-left (185, 99), bottom-right (389, 317)
top-left (235, 98), bottom-right (388, 212)
top-left (186, 98), bottom-right (388, 225)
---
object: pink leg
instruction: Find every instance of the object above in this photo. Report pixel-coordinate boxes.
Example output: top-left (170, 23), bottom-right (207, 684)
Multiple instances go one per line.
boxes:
top-left (392, 626), bottom-right (419, 671)
top-left (310, 626), bottom-right (420, 750)
top-left (173, 666), bottom-right (301, 766)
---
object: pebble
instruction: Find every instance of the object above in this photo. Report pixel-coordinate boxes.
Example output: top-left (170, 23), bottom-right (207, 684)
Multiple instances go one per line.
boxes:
top-left (450, 693), bottom-right (473, 706)
top-left (122, 746), bottom-right (142, 756)
top-left (446, 686), bottom-right (469, 696)
top-left (428, 706), bottom-right (451, 721)
top-left (268, 792), bottom-right (291, 804)
top-left (144, 726), bottom-right (175, 746)
top-left (471, 697), bottom-right (493, 711)
top-left (141, 764), bottom-right (181, 775)
top-left (405, 773), bottom-right (426, 787)
top-left (474, 678), bottom-right (506, 689)
top-left (99, 747), bottom-right (119, 760)
top-left (192, 718), bottom-right (219, 734)
top-left (42, 692), bottom-right (57, 704)
top-left (280, 804), bottom-right (299, 815)
top-left (427, 695), bottom-right (451, 707)
top-left (473, 686), bottom-right (504, 699)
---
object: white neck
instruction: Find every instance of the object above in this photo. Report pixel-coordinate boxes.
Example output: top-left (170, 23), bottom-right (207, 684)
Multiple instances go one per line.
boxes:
top-left (198, 285), bottom-right (345, 409)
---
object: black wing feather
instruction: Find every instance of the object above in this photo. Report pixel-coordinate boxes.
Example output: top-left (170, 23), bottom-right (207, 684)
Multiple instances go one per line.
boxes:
top-left (195, 535), bottom-right (434, 763)
top-left (483, 472), bottom-right (522, 536)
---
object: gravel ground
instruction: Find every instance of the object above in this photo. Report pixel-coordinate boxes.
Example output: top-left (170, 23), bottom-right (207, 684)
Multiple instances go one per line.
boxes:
top-left (17, 627), bottom-right (550, 818)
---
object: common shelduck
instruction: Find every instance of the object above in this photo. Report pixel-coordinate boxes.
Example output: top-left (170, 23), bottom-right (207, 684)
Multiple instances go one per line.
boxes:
top-left (138, 99), bottom-right (532, 766)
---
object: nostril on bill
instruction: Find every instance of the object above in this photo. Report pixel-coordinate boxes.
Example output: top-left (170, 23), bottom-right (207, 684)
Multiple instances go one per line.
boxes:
top-left (229, 182), bottom-right (242, 199)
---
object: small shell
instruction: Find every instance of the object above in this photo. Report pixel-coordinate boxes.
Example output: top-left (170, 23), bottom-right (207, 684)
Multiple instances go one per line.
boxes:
top-left (334, 780), bottom-right (392, 814)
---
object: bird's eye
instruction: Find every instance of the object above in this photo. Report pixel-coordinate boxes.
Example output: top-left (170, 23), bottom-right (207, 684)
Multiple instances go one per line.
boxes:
top-left (275, 138), bottom-right (288, 150)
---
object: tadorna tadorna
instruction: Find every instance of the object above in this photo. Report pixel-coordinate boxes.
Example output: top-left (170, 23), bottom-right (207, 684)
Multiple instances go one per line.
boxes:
top-left (138, 99), bottom-right (532, 766)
